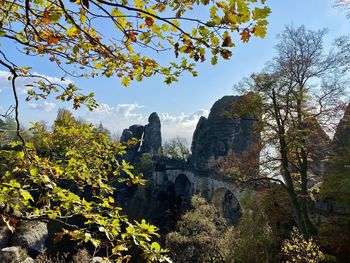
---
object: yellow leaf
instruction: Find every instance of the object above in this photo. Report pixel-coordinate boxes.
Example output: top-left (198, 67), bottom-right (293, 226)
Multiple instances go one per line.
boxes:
top-left (66, 26), bottom-right (79, 37)
top-left (121, 76), bottom-right (130, 86)
top-left (94, 61), bottom-right (102, 70)
top-left (20, 189), bottom-right (34, 201)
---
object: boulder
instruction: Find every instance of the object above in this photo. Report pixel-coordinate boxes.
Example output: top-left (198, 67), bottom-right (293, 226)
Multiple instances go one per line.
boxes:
top-left (141, 112), bottom-right (162, 156)
top-left (11, 221), bottom-right (48, 257)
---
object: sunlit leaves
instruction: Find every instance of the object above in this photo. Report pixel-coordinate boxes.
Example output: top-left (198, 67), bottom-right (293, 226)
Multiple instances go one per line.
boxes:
top-left (0, 112), bottom-right (167, 262)
top-left (282, 227), bottom-right (325, 262)
top-left (0, 0), bottom-right (270, 102)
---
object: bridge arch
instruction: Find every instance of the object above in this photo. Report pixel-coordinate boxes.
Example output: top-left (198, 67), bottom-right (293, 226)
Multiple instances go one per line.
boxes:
top-left (174, 174), bottom-right (192, 200)
top-left (211, 187), bottom-right (241, 224)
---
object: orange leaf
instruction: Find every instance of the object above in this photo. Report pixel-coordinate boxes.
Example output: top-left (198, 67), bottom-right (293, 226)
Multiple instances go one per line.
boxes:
top-left (222, 35), bottom-right (232, 47)
top-left (240, 29), bottom-right (250, 43)
top-left (145, 17), bottom-right (154, 27)
top-left (42, 11), bottom-right (50, 25)
top-left (47, 35), bottom-right (59, 45)
top-left (53, 232), bottom-right (65, 244)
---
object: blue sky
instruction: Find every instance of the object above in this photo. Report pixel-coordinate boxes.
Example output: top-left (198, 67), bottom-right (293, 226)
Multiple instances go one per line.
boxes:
top-left (0, 0), bottom-right (349, 142)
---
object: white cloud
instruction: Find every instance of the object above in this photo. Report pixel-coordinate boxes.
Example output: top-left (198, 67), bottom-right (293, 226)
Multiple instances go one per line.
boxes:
top-left (81, 103), bottom-right (209, 143)
top-left (92, 103), bottom-right (146, 123)
top-left (159, 109), bottom-right (209, 141)
top-left (0, 70), bottom-right (71, 95)
top-left (29, 101), bottom-right (56, 112)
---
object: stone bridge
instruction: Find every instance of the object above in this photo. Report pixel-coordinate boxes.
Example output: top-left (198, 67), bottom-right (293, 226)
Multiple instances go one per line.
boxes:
top-left (153, 158), bottom-right (245, 224)
top-left (120, 95), bottom-right (260, 224)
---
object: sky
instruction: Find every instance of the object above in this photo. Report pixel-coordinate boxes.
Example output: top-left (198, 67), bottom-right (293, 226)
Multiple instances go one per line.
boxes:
top-left (0, 0), bottom-right (350, 143)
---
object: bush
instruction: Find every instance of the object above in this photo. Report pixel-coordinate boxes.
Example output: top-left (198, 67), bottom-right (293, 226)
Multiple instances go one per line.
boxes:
top-left (281, 227), bottom-right (325, 263)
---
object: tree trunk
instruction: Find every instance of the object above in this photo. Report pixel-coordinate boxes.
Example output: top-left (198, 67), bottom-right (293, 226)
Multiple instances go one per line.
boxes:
top-left (300, 150), bottom-right (317, 235)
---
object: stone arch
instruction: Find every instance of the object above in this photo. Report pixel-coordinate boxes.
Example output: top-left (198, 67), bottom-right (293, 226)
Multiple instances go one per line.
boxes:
top-left (173, 173), bottom-right (192, 215)
top-left (174, 174), bottom-right (192, 200)
top-left (211, 188), bottom-right (241, 224)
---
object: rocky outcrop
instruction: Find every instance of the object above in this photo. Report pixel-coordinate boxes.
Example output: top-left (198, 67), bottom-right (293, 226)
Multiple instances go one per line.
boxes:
top-left (141, 112), bottom-right (162, 156)
top-left (120, 124), bottom-right (144, 162)
top-left (190, 95), bottom-right (260, 171)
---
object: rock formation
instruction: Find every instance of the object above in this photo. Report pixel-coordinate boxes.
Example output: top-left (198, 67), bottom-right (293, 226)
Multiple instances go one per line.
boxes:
top-left (120, 112), bottom-right (162, 161)
top-left (330, 103), bottom-right (350, 166)
top-left (141, 112), bottom-right (162, 156)
top-left (190, 95), bottom-right (260, 171)
top-left (120, 124), bottom-right (144, 162)
top-left (303, 117), bottom-right (331, 187)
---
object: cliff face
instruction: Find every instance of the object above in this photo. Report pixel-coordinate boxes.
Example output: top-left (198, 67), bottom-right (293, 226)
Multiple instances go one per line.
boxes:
top-left (190, 95), bottom-right (260, 171)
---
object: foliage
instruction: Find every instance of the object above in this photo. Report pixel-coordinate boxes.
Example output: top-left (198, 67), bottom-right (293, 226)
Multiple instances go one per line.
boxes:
top-left (166, 188), bottom-right (293, 263)
top-left (0, 0), bottom-right (270, 108)
top-left (166, 195), bottom-right (226, 263)
top-left (221, 190), bottom-right (277, 263)
top-left (162, 137), bottom-right (190, 161)
top-left (0, 111), bottom-right (169, 262)
top-left (281, 227), bottom-right (325, 263)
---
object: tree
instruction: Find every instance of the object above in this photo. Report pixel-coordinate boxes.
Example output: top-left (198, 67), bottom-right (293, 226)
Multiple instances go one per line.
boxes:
top-left (166, 195), bottom-right (227, 263)
top-left (334, 0), bottom-right (350, 18)
top-left (166, 189), bottom-right (292, 263)
top-left (162, 136), bottom-right (190, 161)
top-left (0, 0), bottom-right (270, 110)
top-left (0, 111), bottom-right (172, 262)
top-left (0, 0), bottom-right (271, 260)
top-left (94, 121), bottom-right (111, 138)
top-left (335, 34), bottom-right (350, 73)
top-left (224, 25), bottom-right (348, 239)
top-left (0, 115), bottom-right (31, 147)
top-left (0, 116), bottom-right (17, 146)
top-left (220, 187), bottom-right (295, 263)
